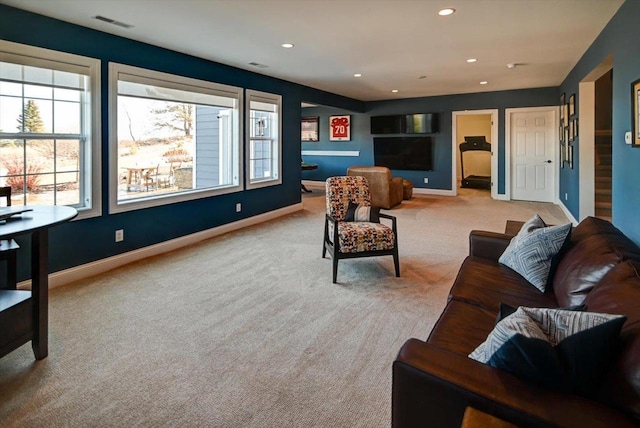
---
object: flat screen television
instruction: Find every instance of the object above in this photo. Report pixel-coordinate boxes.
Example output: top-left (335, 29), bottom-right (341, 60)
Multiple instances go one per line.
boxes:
top-left (405, 113), bottom-right (439, 134)
top-left (370, 115), bottom-right (404, 134)
top-left (371, 113), bottom-right (439, 134)
top-left (373, 137), bottom-right (433, 171)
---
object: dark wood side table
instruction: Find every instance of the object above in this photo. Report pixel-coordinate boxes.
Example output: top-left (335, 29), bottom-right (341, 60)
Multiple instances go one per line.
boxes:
top-left (461, 407), bottom-right (518, 428)
top-left (0, 205), bottom-right (77, 360)
top-left (301, 163), bottom-right (318, 193)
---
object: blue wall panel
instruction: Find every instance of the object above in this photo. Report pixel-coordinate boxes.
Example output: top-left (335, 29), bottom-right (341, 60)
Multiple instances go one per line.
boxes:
top-left (558, 0), bottom-right (640, 243)
top-left (302, 89), bottom-right (557, 192)
top-left (0, 5), bottom-right (360, 279)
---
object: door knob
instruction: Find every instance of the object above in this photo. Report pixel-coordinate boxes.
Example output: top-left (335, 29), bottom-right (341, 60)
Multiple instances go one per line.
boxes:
top-left (545, 160), bottom-right (552, 163)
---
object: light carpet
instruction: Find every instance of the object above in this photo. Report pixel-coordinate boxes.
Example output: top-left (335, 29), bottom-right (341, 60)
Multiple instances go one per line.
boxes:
top-left (0, 189), bottom-right (568, 427)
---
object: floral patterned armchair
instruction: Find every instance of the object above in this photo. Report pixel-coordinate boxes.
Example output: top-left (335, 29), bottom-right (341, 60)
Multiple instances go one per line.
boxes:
top-left (323, 176), bottom-right (400, 283)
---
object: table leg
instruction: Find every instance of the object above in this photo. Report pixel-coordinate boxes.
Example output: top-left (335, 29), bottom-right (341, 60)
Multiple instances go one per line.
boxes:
top-left (31, 229), bottom-right (48, 360)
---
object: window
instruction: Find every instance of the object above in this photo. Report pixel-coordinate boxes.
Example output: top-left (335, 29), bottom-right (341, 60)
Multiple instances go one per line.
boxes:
top-left (0, 41), bottom-right (101, 218)
top-left (246, 90), bottom-right (281, 189)
top-left (109, 63), bottom-right (243, 213)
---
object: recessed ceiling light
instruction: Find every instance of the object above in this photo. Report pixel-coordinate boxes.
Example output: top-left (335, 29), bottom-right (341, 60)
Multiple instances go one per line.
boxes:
top-left (466, 58), bottom-right (477, 63)
top-left (391, 89), bottom-right (399, 93)
top-left (281, 43), bottom-right (294, 48)
top-left (480, 81), bottom-right (488, 85)
top-left (438, 8), bottom-right (455, 16)
top-left (354, 73), bottom-right (362, 77)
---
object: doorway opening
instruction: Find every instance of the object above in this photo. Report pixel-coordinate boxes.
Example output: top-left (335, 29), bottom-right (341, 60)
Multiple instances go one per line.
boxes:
top-left (451, 110), bottom-right (498, 198)
top-left (578, 55), bottom-right (613, 221)
top-left (594, 70), bottom-right (613, 221)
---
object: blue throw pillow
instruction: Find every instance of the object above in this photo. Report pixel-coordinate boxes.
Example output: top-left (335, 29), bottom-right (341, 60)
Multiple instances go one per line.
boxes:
top-left (470, 307), bottom-right (626, 397)
top-left (498, 215), bottom-right (571, 292)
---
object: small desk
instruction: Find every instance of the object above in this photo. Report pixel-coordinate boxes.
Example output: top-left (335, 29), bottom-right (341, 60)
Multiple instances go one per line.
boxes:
top-left (301, 163), bottom-right (318, 193)
top-left (0, 205), bottom-right (77, 360)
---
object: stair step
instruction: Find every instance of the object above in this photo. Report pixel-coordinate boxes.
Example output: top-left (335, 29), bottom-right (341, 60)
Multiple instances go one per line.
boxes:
top-left (595, 188), bottom-right (612, 197)
top-left (596, 165), bottom-right (612, 174)
top-left (595, 214), bottom-right (612, 223)
top-left (595, 201), bottom-right (612, 210)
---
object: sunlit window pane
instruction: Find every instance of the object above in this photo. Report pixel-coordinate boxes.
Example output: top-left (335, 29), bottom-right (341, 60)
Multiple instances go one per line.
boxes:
top-left (54, 100), bottom-right (80, 133)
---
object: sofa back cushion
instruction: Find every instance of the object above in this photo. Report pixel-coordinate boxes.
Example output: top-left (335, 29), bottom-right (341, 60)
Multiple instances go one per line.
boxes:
top-left (552, 217), bottom-right (640, 307)
top-left (583, 260), bottom-right (640, 421)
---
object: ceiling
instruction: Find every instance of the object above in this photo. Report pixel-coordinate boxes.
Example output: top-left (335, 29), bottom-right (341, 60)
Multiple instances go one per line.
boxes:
top-left (0, 0), bottom-right (624, 102)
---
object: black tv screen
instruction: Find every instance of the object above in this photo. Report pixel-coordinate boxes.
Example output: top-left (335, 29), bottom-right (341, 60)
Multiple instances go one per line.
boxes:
top-left (373, 137), bottom-right (433, 171)
top-left (370, 115), bottom-right (404, 134)
top-left (405, 113), bottom-right (439, 134)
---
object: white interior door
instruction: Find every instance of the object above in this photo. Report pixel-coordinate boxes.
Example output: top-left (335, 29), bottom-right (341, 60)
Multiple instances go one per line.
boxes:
top-left (510, 110), bottom-right (555, 202)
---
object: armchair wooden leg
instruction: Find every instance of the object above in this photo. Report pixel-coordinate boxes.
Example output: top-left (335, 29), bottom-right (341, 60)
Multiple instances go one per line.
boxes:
top-left (332, 256), bottom-right (339, 283)
top-left (393, 249), bottom-right (400, 277)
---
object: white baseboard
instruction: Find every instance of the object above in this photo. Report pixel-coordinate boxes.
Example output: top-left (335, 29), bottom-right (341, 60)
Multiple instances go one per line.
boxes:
top-left (412, 188), bottom-right (455, 196)
top-left (556, 199), bottom-right (579, 225)
top-left (302, 181), bottom-right (456, 196)
top-left (19, 203), bottom-right (304, 291)
top-left (301, 180), bottom-right (325, 190)
top-left (494, 194), bottom-right (509, 201)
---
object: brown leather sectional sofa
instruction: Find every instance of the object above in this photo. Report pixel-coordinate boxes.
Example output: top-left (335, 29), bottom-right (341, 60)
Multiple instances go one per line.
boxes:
top-left (392, 216), bottom-right (640, 427)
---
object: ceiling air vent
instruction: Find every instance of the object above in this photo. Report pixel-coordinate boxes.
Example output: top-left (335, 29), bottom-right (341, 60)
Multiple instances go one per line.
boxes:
top-left (94, 15), bottom-right (133, 29)
top-left (249, 62), bottom-right (269, 69)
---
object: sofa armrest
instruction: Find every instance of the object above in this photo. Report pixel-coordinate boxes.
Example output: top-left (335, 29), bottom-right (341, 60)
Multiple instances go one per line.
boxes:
top-left (469, 230), bottom-right (512, 261)
top-left (392, 339), bottom-right (636, 428)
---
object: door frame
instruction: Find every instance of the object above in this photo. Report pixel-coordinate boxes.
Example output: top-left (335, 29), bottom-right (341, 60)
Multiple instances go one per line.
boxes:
top-left (451, 109), bottom-right (498, 198)
top-left (505, 106), bottom-right (558, 202)
top-left (578, 55), bottom-right (613, 221)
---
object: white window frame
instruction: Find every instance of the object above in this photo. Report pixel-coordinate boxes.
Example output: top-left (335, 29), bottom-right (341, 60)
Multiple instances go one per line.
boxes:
top-left (245, 89), bottom-right (282, 190)
top-left (108, 63), bottom-right (243, 214)
top-left (0, 40), bottom-right (101, 220)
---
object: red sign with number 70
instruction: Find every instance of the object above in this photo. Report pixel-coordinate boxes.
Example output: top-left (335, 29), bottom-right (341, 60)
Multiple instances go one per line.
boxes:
top-left (329, 115), bottom-right (350, 141)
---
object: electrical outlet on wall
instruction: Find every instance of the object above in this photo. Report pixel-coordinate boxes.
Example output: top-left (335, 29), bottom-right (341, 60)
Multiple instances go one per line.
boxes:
top-left (115, 229), bottom-right (124, 242)
top-left (236, 203), bottom-right (242, 212)
top-left (565, 193), bottom-right (568, 201)
top-left (424, 178), bottom-right (429, 184)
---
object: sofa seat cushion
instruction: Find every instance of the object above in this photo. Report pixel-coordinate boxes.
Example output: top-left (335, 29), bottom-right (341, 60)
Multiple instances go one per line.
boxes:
top-left (583, 260), bottom-right (640, 421)
top-left (449, 257), bottom-right (558, 313)
top-left (427, 299), bottom-right (497, 355)
top-left (552, 216), bottom-right (640, 307)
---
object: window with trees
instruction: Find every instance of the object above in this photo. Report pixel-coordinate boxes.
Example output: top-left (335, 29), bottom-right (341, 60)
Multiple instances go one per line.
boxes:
top-left (108, 63), bottom-right (243, 213)
top-left (246, 90), bottom-right (282, 189)
top-left (0, 41), bottom-right (101, 218)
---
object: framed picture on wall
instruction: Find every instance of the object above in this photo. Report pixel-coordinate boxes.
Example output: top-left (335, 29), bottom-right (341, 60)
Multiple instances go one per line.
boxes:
top-left (565, 127), bottom-right (570, 161)
top-left (569, 94), bottom-right (576, 117)
top-left (329, 115), bottom-right (351, 141)
top-left (633, 78), bottom-right (640, 146)
top-left (301, 116), bottom-right (319, 142)
top-left (569, 120), bottom-right (575, 142)
top-left (572, 118), bottom-right (579, 139)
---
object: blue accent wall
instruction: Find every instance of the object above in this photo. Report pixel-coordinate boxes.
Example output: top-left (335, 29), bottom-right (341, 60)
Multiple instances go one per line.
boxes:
top-left (302, 88), bottom-right (557, 192)
top-left (3, 0), bottom-right (640, 281)
top-left (558, 0), bottom-right (640, 243)
top-left (0, 5), bottom-right (360, 280)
